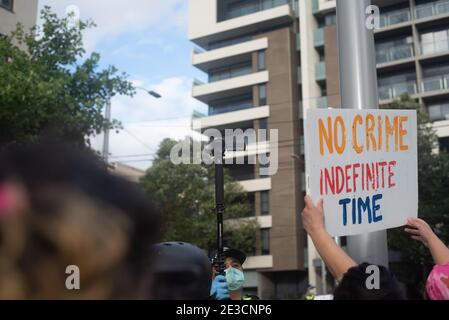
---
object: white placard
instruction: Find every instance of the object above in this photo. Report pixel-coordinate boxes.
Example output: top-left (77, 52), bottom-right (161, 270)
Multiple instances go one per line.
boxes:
top-left (304, 109), bottom-right (418, 237)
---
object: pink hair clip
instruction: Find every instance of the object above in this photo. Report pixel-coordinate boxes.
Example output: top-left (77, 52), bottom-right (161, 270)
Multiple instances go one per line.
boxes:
top-left (0, 184), bottom-right (17, 219)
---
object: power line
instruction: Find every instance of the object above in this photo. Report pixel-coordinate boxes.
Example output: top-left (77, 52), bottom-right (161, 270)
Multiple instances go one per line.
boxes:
top-left (110, 153), bottom-right (156, 159)
top-left (122, 128), bottom-right (154, 151)
top-left (123, 114), bottom-right (195, 124)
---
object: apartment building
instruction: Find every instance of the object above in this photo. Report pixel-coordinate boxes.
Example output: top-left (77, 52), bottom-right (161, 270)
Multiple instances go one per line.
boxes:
top-left (0, 0), bottom-right (38, 36)
top-left (189, 0), bottom-right (449, 298)
top-left (189, 0), bottom-right (306, 299)
top-left (306, 0), bottom-right (449, 148)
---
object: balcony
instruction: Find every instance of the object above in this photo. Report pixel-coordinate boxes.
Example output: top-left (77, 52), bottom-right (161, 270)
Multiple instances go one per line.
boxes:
top-left (314, 28), bottom-right (324, 48)
top-left (421, 74), bottom-right (449, 93)
top-left (189, 2), bottom-right (293, 47)
top-left (219, 0), bottom-right (290, 22)
top-left (312, 0), bottom-right (336, 14)
top-left (225, 140), bottom-right (271, 160)
top-left (192, 38), bottom-right (268, 72)
top-left (239, 177), bottom-right (271, 192)
top-left (192, 105), bottom-right (270, 130)
top-left (209, 100), bottom-right (253, 116)
top-left (433, 119), bottom-right (449, 137)
top-left (420, 39), bottom-right (449, 57)
top-left (376, 44), bottom-right (414, 65)
top-left (379, 9), bottom-right (410, 29)
top-left (316, 96), bottom-right (328, 108)
top-left (428, 103), bottom-right (449, 121)
top-left (415, 0), bottom-right (449, 20)
top-left (192, 71), bottom-right (269, 103)
top-left (378, 81), bottom-right (417, 100)
top-left (209, 62), bottom-right (252, 83)
top-left (243, 255), bottom-right (273, 270)
top-left (296, 33), bottom-right (301, 51)
top-left (226, 215), bottom-right (272, 229)
top-left (315, 62), bottom-right (326, 82)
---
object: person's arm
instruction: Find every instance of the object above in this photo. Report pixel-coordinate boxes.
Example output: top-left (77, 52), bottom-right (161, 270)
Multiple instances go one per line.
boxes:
top-left (405, 217), bottom-right (449, 265)
top-left (301, 196), bottom-right (357, 281)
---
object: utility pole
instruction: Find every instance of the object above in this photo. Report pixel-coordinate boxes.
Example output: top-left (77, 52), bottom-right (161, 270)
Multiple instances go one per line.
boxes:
top-left (102, 87), bottom-right (161, 163)
top-left (336, 0), bottom-right (389, 266)
top-left (102, 92), bottom-right (112, 163)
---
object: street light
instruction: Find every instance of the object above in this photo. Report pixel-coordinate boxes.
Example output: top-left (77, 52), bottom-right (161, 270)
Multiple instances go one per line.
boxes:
top-left (102, 87), bottom-right (162, 163)
top-left (136, 86), bottom-right (162, 99)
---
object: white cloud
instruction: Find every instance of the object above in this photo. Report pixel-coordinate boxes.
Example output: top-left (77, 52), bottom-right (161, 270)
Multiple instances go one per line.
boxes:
top-left (38, 0), bottom-right (188, 51)
top-left (90, 76), bottom-right (207, 170)
top-left (37, 0), bottom-right (203, 170)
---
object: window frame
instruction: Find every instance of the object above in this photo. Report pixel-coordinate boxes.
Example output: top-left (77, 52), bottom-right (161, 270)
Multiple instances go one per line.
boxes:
top-left (0, 0), bottom-right (14, 11)
top-left (259, 84), bottom-right (267, 106)
top-left (260, 228), bottom-right (270, 255)
top-left (260, 190), bottom-right (269, 216)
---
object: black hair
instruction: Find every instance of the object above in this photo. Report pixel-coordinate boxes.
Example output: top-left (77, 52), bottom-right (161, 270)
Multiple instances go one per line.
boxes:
top-left (0, 140), bottom-right (161, 298)
top-left (333, 262), bottom-right (406, 300)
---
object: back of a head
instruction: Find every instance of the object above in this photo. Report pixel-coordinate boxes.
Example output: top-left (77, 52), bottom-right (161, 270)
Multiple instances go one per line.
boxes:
top-left (0, 141), bottom-right (161, 299)
top-left (333, 263), bottom-right (405, 300)
top-left (150, 242), bottom-right (211, 300)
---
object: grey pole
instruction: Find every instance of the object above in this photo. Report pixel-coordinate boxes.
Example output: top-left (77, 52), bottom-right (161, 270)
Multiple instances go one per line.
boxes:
top-left (102, 93), bottom-right (111, 163)
top-left (336, 0), bottom-right (389, 266)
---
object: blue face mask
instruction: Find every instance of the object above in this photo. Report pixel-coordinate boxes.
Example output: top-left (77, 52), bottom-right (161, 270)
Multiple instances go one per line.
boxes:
top-left (225, 267), bottom-right (245, 291)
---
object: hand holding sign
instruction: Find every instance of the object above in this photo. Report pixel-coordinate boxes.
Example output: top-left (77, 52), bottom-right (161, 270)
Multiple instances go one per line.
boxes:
top-left (301, 196), bottom-right (325, 237)
top-left (304, 109), bottom-right (418, 237)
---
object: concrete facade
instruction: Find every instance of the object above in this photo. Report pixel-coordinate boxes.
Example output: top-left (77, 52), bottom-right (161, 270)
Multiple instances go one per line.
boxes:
top-left (189, 0), bottom-right (449, 298)
top-left (0, 0), bottom-right (38, 36)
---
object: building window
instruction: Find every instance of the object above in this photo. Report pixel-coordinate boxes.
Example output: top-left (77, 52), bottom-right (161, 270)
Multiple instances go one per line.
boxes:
top-left (0, 0), bottom-right (13, 11)
top-left (325, 12), bottom-right (336, 26)
top-left (259, 153), bottom-right (270, 175)
top-left (259, 118), bottom-right (268, 131)
top-left (259, 84), bottom-right (267, 106)
top-left (261, 229), bottom-right (270, 255)
top-left (261, 191), bottom-right (269, 215)
top-left (299, 136), bottom-right (305, 155)
top-left (440, 137), bottom-right (449, 153)
top-left (209, 93), bottom-right (253, 115)
top-left (257, 50), bottom-right (266, 71)
top-left (428, 103), bottom-right (449, 122)
top-left (209, 61), bottom-right (252, 82)
top-left (259, 118), bottom-right (269, 141)
top-left (218, 0), bottom-right (289, 22)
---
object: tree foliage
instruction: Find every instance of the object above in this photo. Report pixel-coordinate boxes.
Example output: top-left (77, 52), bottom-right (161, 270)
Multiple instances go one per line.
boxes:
top-left (384, 94), bottom-right (449, 298)
top-left (140, 138), bottom-right (259, 254)
top-left (0, 7), bottom-right (134, 147)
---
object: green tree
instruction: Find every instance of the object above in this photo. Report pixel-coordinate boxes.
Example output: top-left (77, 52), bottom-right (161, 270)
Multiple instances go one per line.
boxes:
top-left (384, 94), bottom-right (449, 298)
top-left (140, 138), bottom-right (259, 254)
top-left (0, 7), bottom-right (134, 147)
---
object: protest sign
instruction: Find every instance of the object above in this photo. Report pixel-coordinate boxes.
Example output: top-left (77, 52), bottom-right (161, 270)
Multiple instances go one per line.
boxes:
top-left (304, 109), bottom-right (418, 237)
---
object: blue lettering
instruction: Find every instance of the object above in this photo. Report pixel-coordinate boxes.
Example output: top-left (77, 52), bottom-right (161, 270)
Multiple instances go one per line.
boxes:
top-left (372, 194), bottom-right (383, 222)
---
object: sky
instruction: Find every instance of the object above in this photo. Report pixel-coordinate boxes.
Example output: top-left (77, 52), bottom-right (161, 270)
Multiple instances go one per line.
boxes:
top-left (37, 0), bottom-right (207, 170)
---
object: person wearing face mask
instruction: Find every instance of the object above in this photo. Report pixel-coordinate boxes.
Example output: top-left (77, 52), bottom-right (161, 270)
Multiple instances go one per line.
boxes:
top-left (210, 248), bottom-right (259, 300)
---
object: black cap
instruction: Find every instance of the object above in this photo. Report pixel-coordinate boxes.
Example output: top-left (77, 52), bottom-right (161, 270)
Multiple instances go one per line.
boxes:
top-left (210, 247), bottom-right (246, 266)
top-left (150, 242), bottom-right (211, 300)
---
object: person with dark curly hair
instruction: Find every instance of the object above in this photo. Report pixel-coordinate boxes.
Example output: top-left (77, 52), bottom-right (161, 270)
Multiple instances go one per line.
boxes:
top-left (301, 195), bottom-right (405, 300)
top-left (0, 141), bottom-right (161, 299)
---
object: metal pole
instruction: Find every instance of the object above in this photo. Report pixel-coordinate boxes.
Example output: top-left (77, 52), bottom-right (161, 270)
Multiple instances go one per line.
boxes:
top-left (102, 93), bottom-right (112, 163)
top-left (336, 0), bottom-right (389, 266)
top-left (214, 138), bottom-right (226, 275)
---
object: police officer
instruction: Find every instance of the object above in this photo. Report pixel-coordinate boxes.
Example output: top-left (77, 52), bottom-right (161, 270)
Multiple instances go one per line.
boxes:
top-left (210, 247), bottom-right (259, 300)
